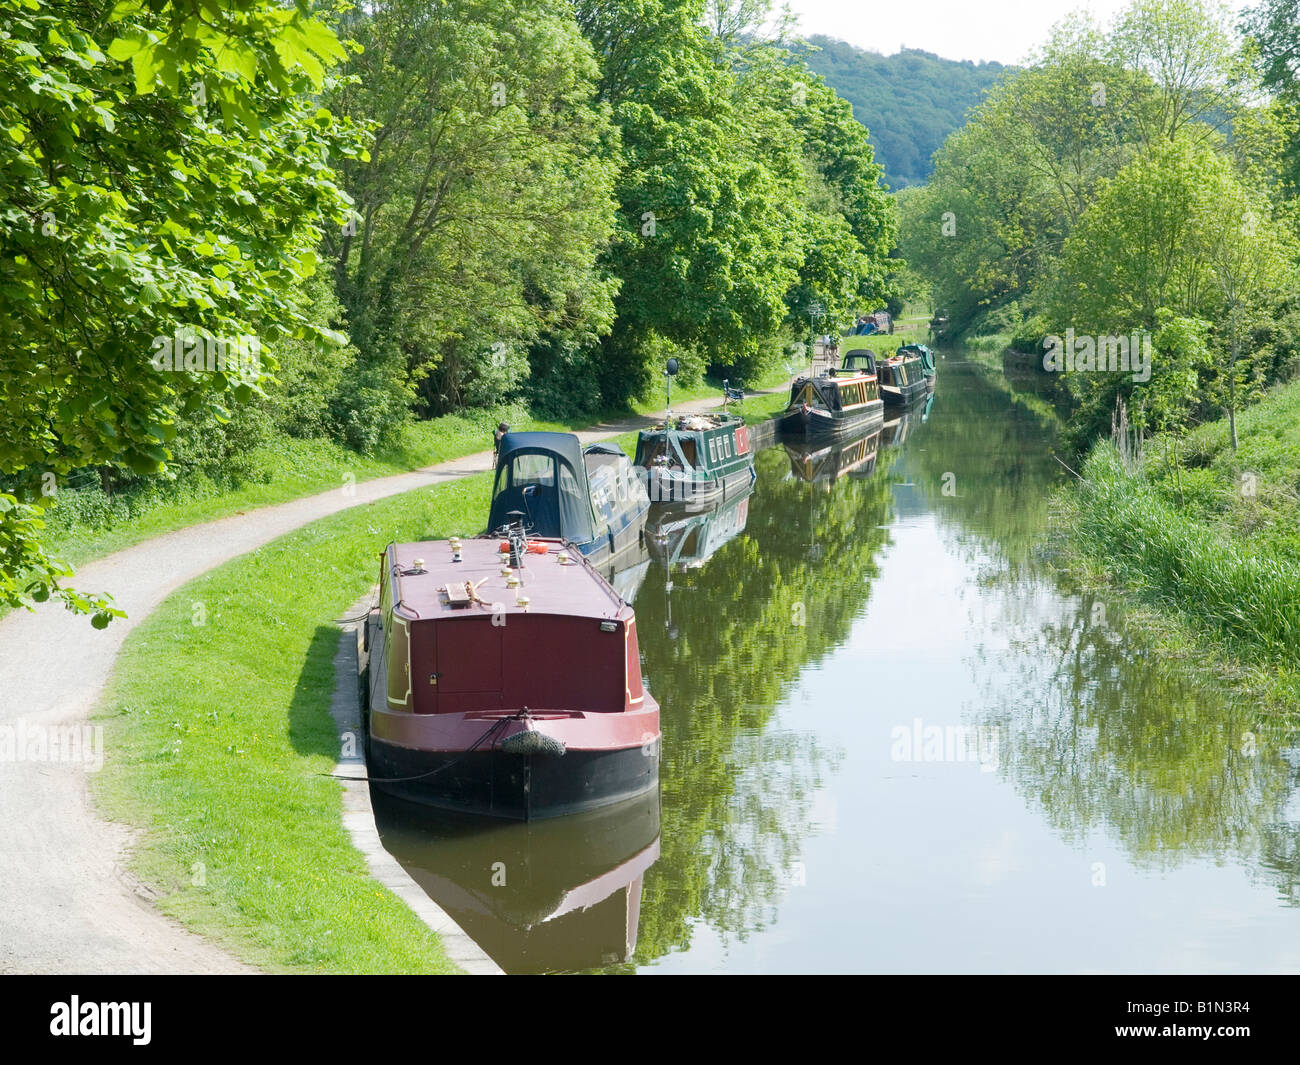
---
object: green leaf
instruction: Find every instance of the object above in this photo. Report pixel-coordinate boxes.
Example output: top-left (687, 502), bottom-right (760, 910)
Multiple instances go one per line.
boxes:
top-left (106, 36), bottom-right (143, 62)
top-left (132, 43), bottom-right (160, 95)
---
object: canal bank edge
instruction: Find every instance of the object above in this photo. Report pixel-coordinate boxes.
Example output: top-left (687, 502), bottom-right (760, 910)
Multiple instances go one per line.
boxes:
top-left (331, 600), bottom-right (502, 975)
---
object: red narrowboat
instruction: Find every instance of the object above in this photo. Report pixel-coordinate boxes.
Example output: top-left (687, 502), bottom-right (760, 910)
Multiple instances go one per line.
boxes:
top-left (359, 537), bottom-right (660, 820)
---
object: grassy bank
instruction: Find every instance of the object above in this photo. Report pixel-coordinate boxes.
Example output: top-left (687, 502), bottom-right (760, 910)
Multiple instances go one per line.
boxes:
top-left (1052, 379), bottom-right (1300, 713)
top-left (95, 472), bottom-right (494, 973)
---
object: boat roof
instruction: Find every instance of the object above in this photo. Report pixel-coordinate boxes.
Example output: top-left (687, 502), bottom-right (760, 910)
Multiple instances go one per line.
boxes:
top-left (640, 410), bottom-right (743, 435)
top-left (496, 431), bottom-right (584, 469)
top-left (388, 539), bottom-right (629, 623)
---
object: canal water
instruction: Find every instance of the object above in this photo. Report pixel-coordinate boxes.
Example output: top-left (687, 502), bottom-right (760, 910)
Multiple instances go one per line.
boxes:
top-left (374, 353), bottom-right (1300, 974)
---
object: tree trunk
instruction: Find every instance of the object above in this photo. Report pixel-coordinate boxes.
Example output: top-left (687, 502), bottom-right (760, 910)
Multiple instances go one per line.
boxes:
top-left (1228, 308), bottom-right (1239, 453)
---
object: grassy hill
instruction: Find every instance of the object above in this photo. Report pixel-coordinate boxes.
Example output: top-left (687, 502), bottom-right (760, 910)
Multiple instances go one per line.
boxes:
top-left (801, 37), bottom-right (1008, 190)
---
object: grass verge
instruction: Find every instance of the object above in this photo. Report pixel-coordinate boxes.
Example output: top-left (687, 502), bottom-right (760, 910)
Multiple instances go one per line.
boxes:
top-left (1050, 380), bottom-right (1300, 715)
top-left (94, 472), bottom-right (493, 973)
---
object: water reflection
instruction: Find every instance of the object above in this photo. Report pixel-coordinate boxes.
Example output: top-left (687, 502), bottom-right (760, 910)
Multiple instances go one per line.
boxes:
top-left (373, 788), bottom-right (660, 973)
top-left (971, 586), bottom-right (1300, 882)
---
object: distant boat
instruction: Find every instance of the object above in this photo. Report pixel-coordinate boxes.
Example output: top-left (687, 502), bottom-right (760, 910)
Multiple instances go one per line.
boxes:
top-left (898, 343), bottom-right (937, 390)
top-left (871, 343), bottom-right (929, 407)
top-left (780, 336), bottom-right (884, 439)
top-left (633, 410), bottom-right (755, 510)
top-left (488, 432), bottom-right (649, 570)
top-left (360, 536), bottom-right (660, 820)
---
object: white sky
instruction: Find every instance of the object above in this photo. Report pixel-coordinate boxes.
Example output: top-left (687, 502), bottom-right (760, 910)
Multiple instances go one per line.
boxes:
top-left (786, 0), bottom-right (1256, 66)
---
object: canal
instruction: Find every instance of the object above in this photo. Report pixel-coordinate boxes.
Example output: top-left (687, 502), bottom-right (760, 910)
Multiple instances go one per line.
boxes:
top-left (374, 352), bottom-right (1300, 973)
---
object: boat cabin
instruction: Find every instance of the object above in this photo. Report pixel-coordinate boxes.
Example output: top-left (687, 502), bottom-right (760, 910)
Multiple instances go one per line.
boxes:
top-left (362, 537), bottom-right (661, 819)
top-left (489, 432), bottom-right (649, 566)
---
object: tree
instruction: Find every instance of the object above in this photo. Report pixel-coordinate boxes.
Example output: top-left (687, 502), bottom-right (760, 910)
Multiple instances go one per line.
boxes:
top-left (1049, 134), bottom-right (1297, 443)
top-left (1243, 0), bottom-right (1300, 194)
top-left (327, 0), bottom-right (619, 421)
top-left (1195, 183), bottom-right (1299, 448)
top-left (1109, 0), bottom-right (1249, 149)
top-left (1051, 135), bottom-right (1229, 332)
top-left (0, 0), bottom-right (360, 620)
top-left (574, 0), bottom-right (804, 397)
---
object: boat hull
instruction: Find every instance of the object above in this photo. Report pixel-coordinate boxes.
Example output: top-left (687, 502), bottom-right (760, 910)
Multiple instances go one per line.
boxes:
top-left (779, 399), bottom-right (884, 440)
top-left (368, 736), bottom-right (659, 821)
top-left (880, 378), bottom-right (930, 406)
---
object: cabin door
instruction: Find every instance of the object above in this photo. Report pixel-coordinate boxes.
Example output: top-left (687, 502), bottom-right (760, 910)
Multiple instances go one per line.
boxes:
top-left (428, 617), bottom-right (505, 714)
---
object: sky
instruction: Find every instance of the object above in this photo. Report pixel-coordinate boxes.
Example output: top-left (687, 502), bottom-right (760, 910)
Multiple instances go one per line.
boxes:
top-left (786, 0), bottom-right (1257, 66)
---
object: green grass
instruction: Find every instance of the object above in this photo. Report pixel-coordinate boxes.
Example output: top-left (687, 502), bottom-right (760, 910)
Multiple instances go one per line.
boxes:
top-left (95, 472), bottom-right (496, 973)
top-left (1051, 379), bottom-right (1300, 713)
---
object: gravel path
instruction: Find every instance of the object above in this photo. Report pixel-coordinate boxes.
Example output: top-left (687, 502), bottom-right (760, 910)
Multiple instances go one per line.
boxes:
top-left (0, 399), bottom-right (753, 973)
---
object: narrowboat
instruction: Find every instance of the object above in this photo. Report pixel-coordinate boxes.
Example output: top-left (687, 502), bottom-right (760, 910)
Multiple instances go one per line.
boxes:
top-left (780, 340), bottom-right (884, 440)
top-left (359, 536), bottom-right (660, 820)
top-left (871, 342), bottom-right (929, 407)
top-left (488, 432), bottom-right (649, 571)
top-left (372, 788), bottom-right (660, 973)
top-left (898, 343), bottom-right (937, 389)
top-left (633, 410), bottom-right (755, 509)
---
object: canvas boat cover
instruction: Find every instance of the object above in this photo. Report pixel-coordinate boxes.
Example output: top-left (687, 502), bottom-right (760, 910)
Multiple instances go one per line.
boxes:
top-left (489, 432), bottom-right (596, 545)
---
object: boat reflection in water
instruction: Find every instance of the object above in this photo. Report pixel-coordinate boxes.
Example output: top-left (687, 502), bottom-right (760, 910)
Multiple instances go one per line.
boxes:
top-left (782, 423), bottom-right (882, 486)
top-left (645, 483), bottom-right (754, 571)
top-left (880, 390), bottom-right (934, 449)
top-left (373, 787), bottom-right (661, 974)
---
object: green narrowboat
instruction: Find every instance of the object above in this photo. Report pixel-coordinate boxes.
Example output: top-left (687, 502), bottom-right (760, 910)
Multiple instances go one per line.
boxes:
top-left (898, 343), bottom-right (937, 390)
top-left (634, 410), bottom-right (756, 510)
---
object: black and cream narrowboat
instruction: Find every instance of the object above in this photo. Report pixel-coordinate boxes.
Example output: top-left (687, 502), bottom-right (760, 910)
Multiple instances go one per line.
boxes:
top-left (780, 343), bottom-right (884, 441)
top-left (868, 340), bottom-right (929, 407)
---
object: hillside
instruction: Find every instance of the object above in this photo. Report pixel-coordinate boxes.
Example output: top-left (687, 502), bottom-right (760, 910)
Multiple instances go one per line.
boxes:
top-left (801, 36), bottom-right (1008, 189)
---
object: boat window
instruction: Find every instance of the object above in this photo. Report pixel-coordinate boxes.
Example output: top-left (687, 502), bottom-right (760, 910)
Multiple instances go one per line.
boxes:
top-left (507, 453), bottom-right (554, 488)
top-left (679, 438), bottom-right (698, 467)
top-left (558, 461), bottom-right (596, 543)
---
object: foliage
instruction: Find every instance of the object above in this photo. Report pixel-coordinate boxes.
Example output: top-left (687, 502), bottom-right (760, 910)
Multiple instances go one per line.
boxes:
top-left (0, 0), bottom-right (362, 616)
top-left (800, 39), bottom-right (1008, 190)
top-left (327, 0), bottom-right (620, 423)
top-left (1242, 0), bottom-right (1300, 193)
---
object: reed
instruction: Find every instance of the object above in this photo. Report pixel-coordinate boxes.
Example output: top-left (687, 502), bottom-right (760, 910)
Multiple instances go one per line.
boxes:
top-left (1065, 443), bottom-right (1300, 668)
